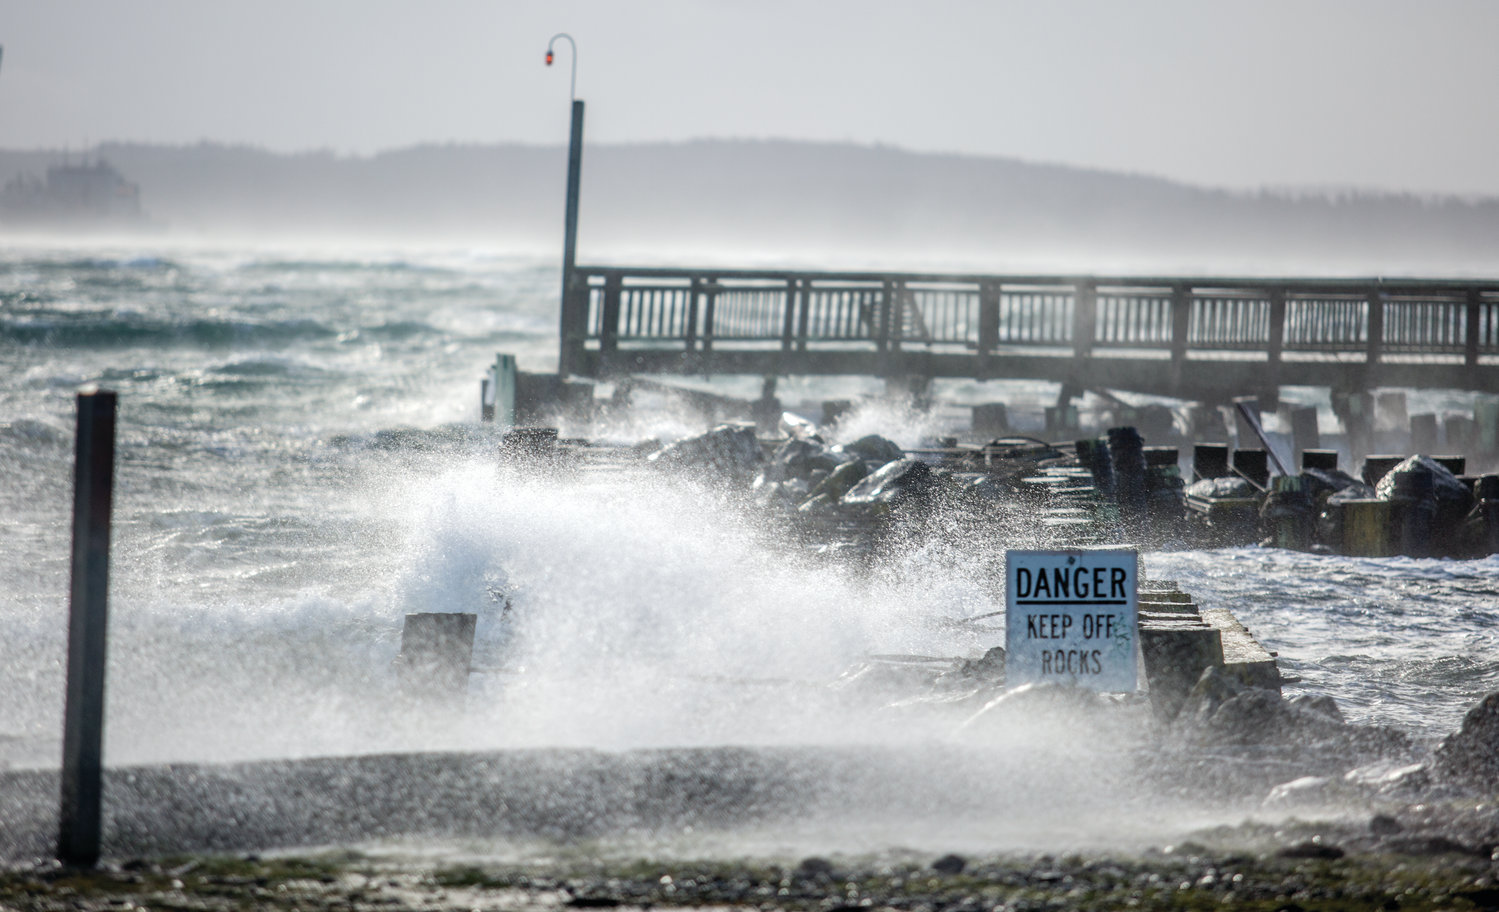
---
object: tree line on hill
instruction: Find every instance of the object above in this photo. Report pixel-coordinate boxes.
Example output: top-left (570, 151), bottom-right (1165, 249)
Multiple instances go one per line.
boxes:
top-left (2, 139), bottom-right (1497, 274)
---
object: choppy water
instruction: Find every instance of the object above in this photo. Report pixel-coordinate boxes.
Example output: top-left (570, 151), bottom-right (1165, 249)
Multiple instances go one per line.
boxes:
top-left (1, 241), bottom-right (1496, 784)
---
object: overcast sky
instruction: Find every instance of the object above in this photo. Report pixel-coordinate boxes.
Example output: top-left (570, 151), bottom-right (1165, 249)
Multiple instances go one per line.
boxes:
top-left (3, 1), bottom-right (1498, 197)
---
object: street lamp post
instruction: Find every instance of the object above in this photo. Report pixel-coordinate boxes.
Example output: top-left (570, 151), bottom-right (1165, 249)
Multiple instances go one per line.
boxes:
top-left (547, 33), bottom-right (586, 377)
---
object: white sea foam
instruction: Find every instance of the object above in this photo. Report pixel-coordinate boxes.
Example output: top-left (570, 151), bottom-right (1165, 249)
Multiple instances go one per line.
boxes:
top-left (0, 244), bottom-right (1494, 846)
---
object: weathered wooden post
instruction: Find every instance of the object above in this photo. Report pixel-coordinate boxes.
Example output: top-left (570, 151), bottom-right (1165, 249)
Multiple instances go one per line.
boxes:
top-left (780, 276), bottom-right (799, 353)
top-left (1187, 403), bottom-right (1228, 445)
top-left (1476, 398), bottom-right (1499, 471)
top-left (1267, 474), bottom-right (1313, 550)
top-left (972, 403), bottom-right (1009, 439)
top-left (1231, 396), bottom-right (1260, 451)
top-left (1435, 456), bottom-right (1466, 476)
top-left (1191, 443), bottom-right (1230, 482)
top-left (1361, 454), bottom-right (1405, 488)
top-left (1231, 449), bottom-right (1270, 489)
top-left (59, 389), bottom-right (117, 868)
top-left (1071, 281), bottom-right (1097, 355)
top-left (821, 399), bottom-right (852, 428)
top-left (1342, 499), bottom-right (1395, 557)
top-left (1301, 449), bottom-right (1339, 471)
top-left (1168, 284), bottom-right (1191, 395)
top-left (1465, 289), bottom-right (1483, 385)
top-left (1446, 414), bottom-right (1476, 461)
top-left (1288, 405), bottom-right (1320, 469)
top-left (488, 354), bottom-right (517, 427)
top-left (396, 613), bottom-right (477, 704)
top-left (1378, 391), bottom-right (1409, 447)
top-left (1410, 413), bottom-right (1438, 455)
top-left (977, 281), bottom-right (1000, 379)
top-left (1333, 390), bottom-right (1375, 464)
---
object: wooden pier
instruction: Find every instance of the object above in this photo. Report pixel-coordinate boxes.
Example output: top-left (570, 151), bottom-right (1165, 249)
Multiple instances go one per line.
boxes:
top-left (559, 266), bottom-right (1499, 399)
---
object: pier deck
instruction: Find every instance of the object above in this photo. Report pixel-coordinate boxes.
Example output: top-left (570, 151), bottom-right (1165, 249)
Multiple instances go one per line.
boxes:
top-left (560, 266), bottom-right (1499, 398)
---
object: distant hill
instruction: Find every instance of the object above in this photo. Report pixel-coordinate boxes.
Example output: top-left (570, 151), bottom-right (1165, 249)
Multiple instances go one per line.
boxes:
top-left (3, 139), bottom-right (1498, 275)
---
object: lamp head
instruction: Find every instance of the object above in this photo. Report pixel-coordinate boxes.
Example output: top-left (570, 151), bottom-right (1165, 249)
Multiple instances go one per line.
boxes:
top-left (545, 50), bottom-right (554, 66)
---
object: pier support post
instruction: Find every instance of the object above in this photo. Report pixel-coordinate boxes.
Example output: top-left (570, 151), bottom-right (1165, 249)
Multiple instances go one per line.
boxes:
top-left (1286, 405), bottom-right (1319, 470)
top-left (58, 389), bottom-right (117, 868)
top-left (487, 354), bottom-right (517, 427)
top-left (1410, 413), bottom-right (1438, 455)
top-left (1168, 284), bottom-right (1191, 394)
top-left (1447, 413), bottom-right (1477, 462)
top-left (480, 378), bottom-right (495, 422)
top-left (1332, 390), bottom-right (1374, 464)
top-left (1476, 398), bottom-right (1499, 472)
top-left (972, 403), bottom-right (1009, 439)
top-left (396, 613), bottom-right (476, 704)
top-left (754, 376), bottom-right (781, 435)
top-left (977, 281), bottom-right (1000, 379)
top-left (1231, 396), bottom-right (1260, 451)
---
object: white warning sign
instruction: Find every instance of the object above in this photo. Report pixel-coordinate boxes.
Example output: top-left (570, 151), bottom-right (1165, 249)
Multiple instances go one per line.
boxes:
top-left (1005, 549), bottom-right (1138, 692)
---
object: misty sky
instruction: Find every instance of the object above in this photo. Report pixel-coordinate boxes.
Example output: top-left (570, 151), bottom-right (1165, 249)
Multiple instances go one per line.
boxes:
top-left (3, 1), bottom-right (1498, 197)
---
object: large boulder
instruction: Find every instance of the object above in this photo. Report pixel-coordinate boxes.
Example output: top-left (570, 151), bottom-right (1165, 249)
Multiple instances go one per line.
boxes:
top-left (1175, 666), bottom-right (1409, 761)
top-left (1185, 476), bottom-right (1259, 499)
top-left (957, 681), bottom-right (1137, 743)
top-left (1375, 455), bottom-right (1472, 507)
top-left (834, 434), bottom-right (904, 468)
top-left (646, 424), bottom-right (761, 478)
top-left (1302, 467), bottom-right (1368, 499)
top-left (1373, 456), bottom-right (1475, 555)
top-left (840, 457), bottom-right (936, 505)
top-left (806, 459), bottom-right (869, 503)
top-left (1432, 692), bottom-right (1499, 790)
top-left (769, 436), bottom-right (841, 481)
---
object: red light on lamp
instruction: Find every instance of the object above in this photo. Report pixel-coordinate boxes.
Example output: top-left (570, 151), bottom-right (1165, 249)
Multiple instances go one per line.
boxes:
top-left (545, 50), bottom-right (554, 65)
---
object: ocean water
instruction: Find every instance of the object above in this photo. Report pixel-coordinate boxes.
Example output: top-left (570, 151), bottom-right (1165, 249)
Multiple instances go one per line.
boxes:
top-left (1, 241), bottom-right (1496, 783)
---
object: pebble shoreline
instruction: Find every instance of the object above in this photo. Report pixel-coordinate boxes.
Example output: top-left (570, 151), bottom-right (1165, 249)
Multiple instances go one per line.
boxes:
top-left (6, 832), bottom-right (1499, 912)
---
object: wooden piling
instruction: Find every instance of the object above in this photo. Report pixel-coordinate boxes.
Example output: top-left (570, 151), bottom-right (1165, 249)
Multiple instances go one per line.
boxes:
top-left (1410, 413), bottom-right (1438, 455)
top-left (396, 613), bottom-right (477, 702)
top-left (1336, 391), bottom-right (1375, 463)
top-left (1268, 474), bottom-right (1313, 550)
top-left (1434, 455), bottom-right (1466, 476)
top-left (1187, 404), bottom-right (1228, 444)
top-left (1477, 399), bottom-right (1499, 469)
top-left (1361, 455), bottom-right (1405, 488)
top-left (972, 403), bottom-right (1009, 439)
top-left (1378, 391), bottom-right (1409, 435)
top-left (1288, 405), bottom-right (1320, 469)
top-left (1044, 404), bottom-right (1079, 439)
top-left (1231, 448), bottom-right (1270, 489)
top-left (822, 399), bottom-right (853, 428)
top-left (1446, 414), bottom-right (1477, 460)
top-left (1191, 443), bottom-right (1229, 481)
top-left (59, 390), bottom-right (117, 868)
top-left (1341, 499), bottom-right (1395, 557)
top-left (489, 354), bottom-right (517, 426)
top-left (1301, 449), bottom-right (1339, 471)
top-left (501, 426), bottom-right (560, 459)
top-left (1231, 396), bottom-right (1260, 451)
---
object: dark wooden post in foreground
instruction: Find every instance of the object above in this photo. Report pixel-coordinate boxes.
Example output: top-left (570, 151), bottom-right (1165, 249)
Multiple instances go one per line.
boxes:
top-left (396, 613), bottom-right (476, 703)
top-left (59, 389), bottom-right (117, 867)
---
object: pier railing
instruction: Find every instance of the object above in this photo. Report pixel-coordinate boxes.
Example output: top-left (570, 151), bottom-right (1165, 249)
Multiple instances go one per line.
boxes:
top-left (558, 266), bottom-right (1499, 395)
